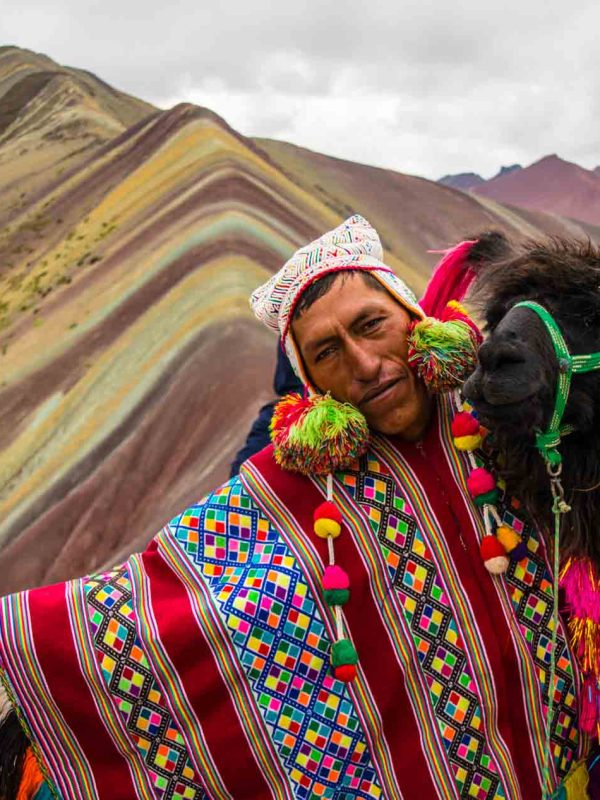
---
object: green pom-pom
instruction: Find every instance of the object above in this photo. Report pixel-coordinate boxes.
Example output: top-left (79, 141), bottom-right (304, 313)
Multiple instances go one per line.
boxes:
top-left (407, 317), bottom-right (478, 393)
top-left (323, 588), bottom-right (350, 606)
top-left (473, 489), bottom-right (500, 507)
top-left (271, 393), bottom-right (369, 475)
top-left (331, 638), bottom-right (358, 667)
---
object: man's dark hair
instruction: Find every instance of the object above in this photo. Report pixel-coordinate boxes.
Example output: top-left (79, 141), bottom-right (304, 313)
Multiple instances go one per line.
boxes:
top-left (291, 270), bottom-right (388, 322)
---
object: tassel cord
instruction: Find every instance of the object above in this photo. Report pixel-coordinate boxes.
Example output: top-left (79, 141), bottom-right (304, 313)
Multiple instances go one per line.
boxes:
top-left (542, 492), bottom-right (563, 799)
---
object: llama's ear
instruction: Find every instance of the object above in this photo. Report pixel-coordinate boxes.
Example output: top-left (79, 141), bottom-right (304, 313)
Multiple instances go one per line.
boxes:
top-left (419, 232), bottom-right (513, 319)
top-left (465, 231), bottom-right (512, 268)
top-left (462, 231), bottom-right (514, 331)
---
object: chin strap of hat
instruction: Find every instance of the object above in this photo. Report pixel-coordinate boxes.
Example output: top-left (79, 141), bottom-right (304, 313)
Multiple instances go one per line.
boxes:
top-left (514, 300), bottom-right (600, 798)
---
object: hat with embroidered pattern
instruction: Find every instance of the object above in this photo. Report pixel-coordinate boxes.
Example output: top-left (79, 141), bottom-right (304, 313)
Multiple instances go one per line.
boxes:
top-left (250, 215), bottom-right (424, 383)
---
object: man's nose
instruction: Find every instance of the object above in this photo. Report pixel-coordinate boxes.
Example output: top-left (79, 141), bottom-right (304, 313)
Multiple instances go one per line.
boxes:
top-left (346, 340), bottom-right (380, 382)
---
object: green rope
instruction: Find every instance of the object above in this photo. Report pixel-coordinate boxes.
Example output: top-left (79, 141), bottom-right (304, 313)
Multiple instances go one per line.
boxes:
top-left (513, 300), bottom-right (600, 466)
top-left (541, 501), bottom-right (561, 798)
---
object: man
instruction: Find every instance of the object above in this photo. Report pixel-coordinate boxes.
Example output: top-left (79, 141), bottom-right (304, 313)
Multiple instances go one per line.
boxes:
top-left (0, 217), bottom-right (591, 799)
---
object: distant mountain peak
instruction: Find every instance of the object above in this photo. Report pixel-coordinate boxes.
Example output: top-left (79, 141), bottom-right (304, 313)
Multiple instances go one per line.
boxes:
top-left (438, 172), bottom-right (484, 191)
top-left (473, 152), bottom-right (600, 225)
top-left (492, 164), bottom-right (522, 180)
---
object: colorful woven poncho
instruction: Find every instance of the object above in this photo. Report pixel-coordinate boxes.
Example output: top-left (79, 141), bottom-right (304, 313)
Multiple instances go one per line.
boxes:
top-left (0, 393), bottom-right (591, 799)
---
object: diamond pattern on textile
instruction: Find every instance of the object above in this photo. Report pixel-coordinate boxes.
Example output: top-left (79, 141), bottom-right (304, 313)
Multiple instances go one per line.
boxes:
top-left (455, 393), bottom-right (580, 782)
top-left (169, 479), bottom-right (382, 800)
top-left (84, 568), bottom-right (207, 800)
top-left (479, 458), bottom-right (580, 776)
top-left (341, 454), bottom-right (506, 800)
top-left (476, 450), bottom-right (579, 777)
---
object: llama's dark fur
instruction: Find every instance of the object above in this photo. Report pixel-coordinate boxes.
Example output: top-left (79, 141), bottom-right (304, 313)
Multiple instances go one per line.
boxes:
top-left (465, 233), bottom-right (600, 567)
top-left (0, 709), bottom-right (28, 800)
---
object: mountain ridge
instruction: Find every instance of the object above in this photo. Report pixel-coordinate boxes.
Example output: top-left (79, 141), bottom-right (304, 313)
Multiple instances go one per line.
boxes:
top-left (1, 46), bottom-right (597, 592)
top-left (441, 154), bottom-right (600, 225)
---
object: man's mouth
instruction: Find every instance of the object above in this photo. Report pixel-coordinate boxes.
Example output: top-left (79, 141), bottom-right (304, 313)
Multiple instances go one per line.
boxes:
top-left (361, 377), bottom-right (405, 406)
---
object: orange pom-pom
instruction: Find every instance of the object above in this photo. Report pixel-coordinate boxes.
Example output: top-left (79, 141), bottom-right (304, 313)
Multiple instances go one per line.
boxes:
top-left (496, 525), bottom-right (521, 552)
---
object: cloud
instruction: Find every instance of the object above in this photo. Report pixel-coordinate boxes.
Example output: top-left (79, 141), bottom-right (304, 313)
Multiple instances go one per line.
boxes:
top-left (3, 0), bottom-right (600, 178)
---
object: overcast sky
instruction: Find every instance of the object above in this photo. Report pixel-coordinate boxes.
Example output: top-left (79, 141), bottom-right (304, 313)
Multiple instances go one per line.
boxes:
top-left (4, 0), bottom-right (599, 179)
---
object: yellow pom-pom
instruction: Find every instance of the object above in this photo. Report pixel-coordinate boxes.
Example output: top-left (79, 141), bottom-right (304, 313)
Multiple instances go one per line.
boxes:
top-left (496, 525), bottom-right (521, 552)
top-left (453, 434), bottom-right (482, 451)
top-left (448, 300), bottom-right (469, 315)
top-left (314, 518), bottom-right (342, 539)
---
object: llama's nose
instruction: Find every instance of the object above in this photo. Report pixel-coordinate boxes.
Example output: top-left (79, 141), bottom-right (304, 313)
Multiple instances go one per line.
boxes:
top-left (476, 340), bottom-right (496, 371)
top-left (463, 368), bottom-right (483, 402)
top-left (477, 339), bottom-right (523, 373)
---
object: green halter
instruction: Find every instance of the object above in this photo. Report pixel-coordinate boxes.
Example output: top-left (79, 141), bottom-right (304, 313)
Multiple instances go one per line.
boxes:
top-left (513, 300), bottom-right (600, 468)
top-left (512, 300), bottom-right (600, 798)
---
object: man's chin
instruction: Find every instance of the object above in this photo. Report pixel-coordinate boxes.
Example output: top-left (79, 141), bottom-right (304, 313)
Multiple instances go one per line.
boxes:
top-left (367, 390), bottom-right (433, 439)
top-left (366, 409), bottom-right (422, 439)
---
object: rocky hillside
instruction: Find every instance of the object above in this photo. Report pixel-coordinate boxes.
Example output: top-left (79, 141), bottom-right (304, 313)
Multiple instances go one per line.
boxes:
top-left (1, 47), bottom-right (597, 593)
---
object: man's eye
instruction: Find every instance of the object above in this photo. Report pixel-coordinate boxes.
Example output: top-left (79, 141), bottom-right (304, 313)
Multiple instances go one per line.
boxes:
top-left (364, 317), bottom-right (384, 331)
top-left (316, 347), bottom-right (335, 362)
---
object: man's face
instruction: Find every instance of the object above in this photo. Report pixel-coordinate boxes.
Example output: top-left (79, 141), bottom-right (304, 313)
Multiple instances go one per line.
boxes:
top-left (291, 273), bottom-right (432, 438)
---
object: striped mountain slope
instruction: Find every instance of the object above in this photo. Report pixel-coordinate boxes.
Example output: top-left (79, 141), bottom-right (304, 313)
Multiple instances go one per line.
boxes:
top-left (0, 48), bottom-right (597, 593)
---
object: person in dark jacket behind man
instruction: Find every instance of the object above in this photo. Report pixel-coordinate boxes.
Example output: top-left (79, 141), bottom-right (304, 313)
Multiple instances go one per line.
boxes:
top-left (229, 340), bottom-right (303, 476)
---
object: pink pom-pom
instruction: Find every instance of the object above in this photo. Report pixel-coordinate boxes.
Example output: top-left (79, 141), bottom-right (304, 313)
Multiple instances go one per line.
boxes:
top-left (467, 468), bottom-right (496, 498)
top-left (323, 565), bottom-right (350, 591)
top-left (314, 501), bottom-right (342, 524)
top-left (451, 412), bottom-right (480, 438)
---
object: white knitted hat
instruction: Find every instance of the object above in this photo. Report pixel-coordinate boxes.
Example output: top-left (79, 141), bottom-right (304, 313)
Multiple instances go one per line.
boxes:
top-left (250, 214), bottom-right (423, 384)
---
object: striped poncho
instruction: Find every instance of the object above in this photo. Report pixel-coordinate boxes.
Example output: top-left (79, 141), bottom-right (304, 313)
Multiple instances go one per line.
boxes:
top-left (0, 394), bottom-right (591, 799)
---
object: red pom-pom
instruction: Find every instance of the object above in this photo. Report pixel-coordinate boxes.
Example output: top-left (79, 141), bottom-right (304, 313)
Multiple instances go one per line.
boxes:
top-left (333, 664), bottom-right (357, 682)
top-left (314, 501), bottom-right (342, 524)
top-left (479, 535), bottom-right (506, 561)
top-left (451, 412), bottom-right (480, 438)
top-left (467, 468), bottom-right (496, 498)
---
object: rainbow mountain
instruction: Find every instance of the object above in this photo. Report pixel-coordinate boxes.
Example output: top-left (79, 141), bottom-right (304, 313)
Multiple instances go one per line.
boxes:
top-left (1, 45), bottom-right (596, 592)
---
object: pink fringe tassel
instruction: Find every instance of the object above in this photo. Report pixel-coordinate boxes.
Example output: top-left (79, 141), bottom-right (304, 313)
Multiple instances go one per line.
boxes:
top-left (419, 240), bottom-right (478, 318)
top-left (560, 559), bottom-right (600, 623)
